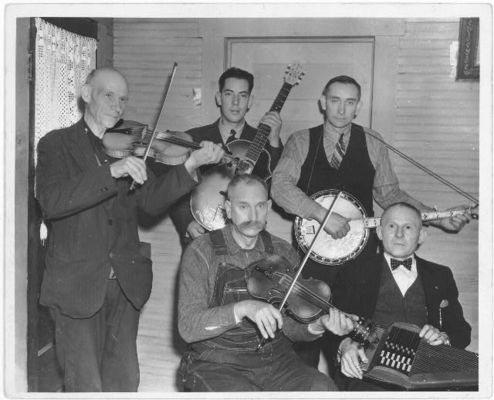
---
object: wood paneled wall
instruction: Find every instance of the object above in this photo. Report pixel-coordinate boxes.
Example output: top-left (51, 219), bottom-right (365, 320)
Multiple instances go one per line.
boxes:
top-left (392, 19), bottom-right (478, 351)
top-left (113, 18), bottom-right (479, 391)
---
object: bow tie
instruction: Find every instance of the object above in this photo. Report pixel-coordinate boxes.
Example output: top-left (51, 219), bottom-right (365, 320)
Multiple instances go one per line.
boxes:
top-left (390, 257), bottom-right (413, 271)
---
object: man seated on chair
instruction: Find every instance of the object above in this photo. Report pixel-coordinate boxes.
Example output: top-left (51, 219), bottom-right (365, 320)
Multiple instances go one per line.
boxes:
top-left (177, 174), bottom-right (356, 391)
top-left (332, 202), bottom-right (472, 391)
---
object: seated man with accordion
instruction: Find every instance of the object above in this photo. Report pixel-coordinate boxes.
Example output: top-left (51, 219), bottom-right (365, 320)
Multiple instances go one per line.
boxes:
top-left (332, 202), bottom-right (475, 391)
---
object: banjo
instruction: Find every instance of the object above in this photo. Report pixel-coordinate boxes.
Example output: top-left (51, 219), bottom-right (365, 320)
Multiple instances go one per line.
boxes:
top-left (294, 189), bottom-right (477, 266)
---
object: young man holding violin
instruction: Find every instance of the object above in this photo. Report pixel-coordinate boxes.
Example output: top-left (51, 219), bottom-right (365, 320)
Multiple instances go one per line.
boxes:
top-left (332, 202), bottom-right (471, 390)
top-left (177, 174), bottom-right (356, 392)
top-left (35, 67), bottom-right (225, 392)
top-left (165, 67), bottom-right (284, 249)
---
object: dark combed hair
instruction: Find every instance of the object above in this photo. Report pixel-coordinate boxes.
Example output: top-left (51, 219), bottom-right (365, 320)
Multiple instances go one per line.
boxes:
top-left (219, 67), bottom-right (254, 93)
top-left (226, 174), bottom-right (268, 200)
top-left (322, 75), bottom-right (361, 100)
top-left (381, 202), bottom-right (422, 222)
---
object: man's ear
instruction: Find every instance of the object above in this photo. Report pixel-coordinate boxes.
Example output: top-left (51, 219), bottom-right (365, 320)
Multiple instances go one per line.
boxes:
top-left (376, 225), bottom-right (383, 241)
top-left (267, 199), bottom-right (272, 212)
top-left (354, 100), bottom-right (363, 118)
top-left (418, 228), bottom-right (427, 245)
top-left (80, 83), bottom-right (91, 103)
top-left (224, 199), bottom-right (232, 219)
top-left (247, 93), bottom-right (254, 111)
top-left (215, 91), bottom-right (222, 107)
top-left (319, 95), bottom-right (326, 111)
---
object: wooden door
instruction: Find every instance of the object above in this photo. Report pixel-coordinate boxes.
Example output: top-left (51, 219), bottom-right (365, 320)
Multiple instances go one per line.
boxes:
top-left (228, 38), bottom-right (375, 243)
top-left (228, 38), bottom-right (374, 142)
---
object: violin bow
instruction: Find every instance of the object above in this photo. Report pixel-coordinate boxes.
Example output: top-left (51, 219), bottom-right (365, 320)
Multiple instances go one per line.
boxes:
top-left (129, 62), bottom-right (178, 191)
top-left (255, 192), bottom-right (343, 351)
top-left (364, 130), bottom-right (478, 207)
top-left (278, 192), bottom-right (343, 311)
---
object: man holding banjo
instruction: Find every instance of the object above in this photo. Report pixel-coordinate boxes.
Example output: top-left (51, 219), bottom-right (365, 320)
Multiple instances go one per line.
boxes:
top-left (270, 74), bottom-right (472, 370)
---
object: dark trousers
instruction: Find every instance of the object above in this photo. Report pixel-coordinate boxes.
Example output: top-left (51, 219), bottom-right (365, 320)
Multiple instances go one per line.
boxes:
top-left (179, 338), bottom-right (338, 392)
top-left (295, 234), bottom-right (379, 376)
top-left (51, 280), bottom-right (140, 392)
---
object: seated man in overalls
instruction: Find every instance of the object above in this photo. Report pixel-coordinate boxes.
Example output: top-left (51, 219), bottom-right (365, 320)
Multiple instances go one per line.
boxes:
top-left (177, 174), bottom-right (355, 391)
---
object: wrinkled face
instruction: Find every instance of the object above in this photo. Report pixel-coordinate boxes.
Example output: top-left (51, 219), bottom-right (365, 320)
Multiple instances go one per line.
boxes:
top-left (216, 77), bottom-right (252, 124)
top-left (377, 205), bottom-right (426, 259)
top-left (320, 82), bottom-right (361, 129)
top-left (225, 181), bottom-right (271, 239)
top-left (82, 70), bottom-right (129, 134)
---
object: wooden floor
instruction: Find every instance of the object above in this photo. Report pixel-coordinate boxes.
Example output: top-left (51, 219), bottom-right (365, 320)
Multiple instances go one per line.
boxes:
top-left (137, 218), bottom-right (184, 392)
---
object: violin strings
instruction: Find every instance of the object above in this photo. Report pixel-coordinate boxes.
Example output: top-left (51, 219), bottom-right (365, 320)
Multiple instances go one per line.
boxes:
top-left (275, 271), bottom-right (357, 321)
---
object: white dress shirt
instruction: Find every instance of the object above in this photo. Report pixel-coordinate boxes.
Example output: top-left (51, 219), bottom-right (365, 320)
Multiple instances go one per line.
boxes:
top-left (384, 253), bottom-right (418, 296)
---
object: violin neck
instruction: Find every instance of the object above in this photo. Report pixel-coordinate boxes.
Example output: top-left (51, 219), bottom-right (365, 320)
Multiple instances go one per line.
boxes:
top-left (144, 129), bottom-right (201, 150)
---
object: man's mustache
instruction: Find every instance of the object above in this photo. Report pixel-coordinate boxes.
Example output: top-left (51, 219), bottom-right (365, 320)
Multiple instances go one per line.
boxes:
top-left (238, 220), bottom-right (266, 230)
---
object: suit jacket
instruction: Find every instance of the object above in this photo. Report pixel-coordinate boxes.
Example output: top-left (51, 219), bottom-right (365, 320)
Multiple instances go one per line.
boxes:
top-left (36, 119), bottom-right (197, 318)
top-left (332, 253), bottom-right (471, 349)
top-left (167, 119), bottom-right (283, 246)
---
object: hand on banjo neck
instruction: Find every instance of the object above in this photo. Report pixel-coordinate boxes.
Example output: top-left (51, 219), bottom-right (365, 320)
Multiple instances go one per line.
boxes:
top-left (294, 189), bottom-right (478, 267)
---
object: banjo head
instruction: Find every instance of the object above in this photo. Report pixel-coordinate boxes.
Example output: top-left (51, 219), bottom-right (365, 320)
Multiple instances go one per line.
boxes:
top-left (294, 190), bottom-right (369, 266)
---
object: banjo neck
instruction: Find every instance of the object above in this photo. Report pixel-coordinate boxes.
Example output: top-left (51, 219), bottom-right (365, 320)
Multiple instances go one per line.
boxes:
top-left (363, 208), bottom-right (473, 228)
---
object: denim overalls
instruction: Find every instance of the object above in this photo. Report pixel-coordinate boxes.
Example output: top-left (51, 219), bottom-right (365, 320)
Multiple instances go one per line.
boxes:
top-left (179, 229), bottom-right (334, 392)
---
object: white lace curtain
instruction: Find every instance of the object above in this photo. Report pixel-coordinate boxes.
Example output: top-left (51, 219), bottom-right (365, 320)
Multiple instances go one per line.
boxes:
top-left (34, 18), bottom-right (97, 160)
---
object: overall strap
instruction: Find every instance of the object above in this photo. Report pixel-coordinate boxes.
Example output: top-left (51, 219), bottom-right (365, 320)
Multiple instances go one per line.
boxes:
top-left (259, 230), bottom-right (274, 254)
top-left (209, 229), bottom-right (228, 256)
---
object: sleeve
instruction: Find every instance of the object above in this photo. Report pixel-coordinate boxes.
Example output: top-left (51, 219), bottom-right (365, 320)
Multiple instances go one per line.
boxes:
top-left (266, 142), bottom-right (283, 172)
top-left (365, 128), bottom-right (431, 211)
top-left (36, 133), bottom-right (118, 220)
top-left (439, 268), bottom-right (472, 349)
top-left (177, 241), bottom-right (238, 343)
top-left (271, 131), bottom-right (322, 219)
top-left (168, 195), bottom-right (195, 242)
top-left (136, 163), bottom-right (197, 217)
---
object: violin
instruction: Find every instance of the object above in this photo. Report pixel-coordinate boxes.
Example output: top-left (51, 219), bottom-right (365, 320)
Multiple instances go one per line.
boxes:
top-left (103, 119), bottom-right (240, 167)
top-left (246, 255), bottom-right (373, 342)
top-left (103, 119), bottom-right (200, 165)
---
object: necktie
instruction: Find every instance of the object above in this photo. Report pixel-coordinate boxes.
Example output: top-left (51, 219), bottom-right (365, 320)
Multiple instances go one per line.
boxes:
top-left (225, 129), bottom-right (236, 145)
top-left (390, 257), bottom-right (413, 271)
top-left (329, 133), bottom-right (346, 169)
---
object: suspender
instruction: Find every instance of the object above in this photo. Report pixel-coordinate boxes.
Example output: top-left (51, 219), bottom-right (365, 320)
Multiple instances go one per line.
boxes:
top-left (209, 229), bottom-right (274, 256)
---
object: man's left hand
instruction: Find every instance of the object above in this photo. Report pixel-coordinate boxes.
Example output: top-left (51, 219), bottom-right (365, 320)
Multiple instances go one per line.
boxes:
top-left (309, 309), bottom-right (356, 336)
top-left (259, 111), bottom-right (282, 147)
top-left (419, 324), bottom-right (450, 346)
top-left (433, 205), bottom-right (472, 233)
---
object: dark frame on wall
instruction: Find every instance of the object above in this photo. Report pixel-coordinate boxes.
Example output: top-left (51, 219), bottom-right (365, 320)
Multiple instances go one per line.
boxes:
top-left (456, 18), bottom-right (479, 80)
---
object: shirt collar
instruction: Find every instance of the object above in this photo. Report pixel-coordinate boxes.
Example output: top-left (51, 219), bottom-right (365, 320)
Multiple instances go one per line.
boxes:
top-left (218, 118), bottom-right (245, 141)
top-left (323, 120), bottom-right (352, 139)
top-left (222, 224), bottom-right (265, 255)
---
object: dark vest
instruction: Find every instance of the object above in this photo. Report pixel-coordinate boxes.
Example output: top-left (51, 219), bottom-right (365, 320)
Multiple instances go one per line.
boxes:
top-left (296, 123), bottom-right (376, 216)
top-left (295, 124), bottom-right (378, 286)
top-left (372, 262), bottom-right (428, 328)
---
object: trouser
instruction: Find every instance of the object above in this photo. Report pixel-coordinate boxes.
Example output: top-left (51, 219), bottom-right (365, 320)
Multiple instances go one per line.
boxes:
top-left (179, 338), bottom-right (338, 392)
top-left (51, 279), bottom-right (140, 392)
top-left (295, 234), bottom-right (379, 376)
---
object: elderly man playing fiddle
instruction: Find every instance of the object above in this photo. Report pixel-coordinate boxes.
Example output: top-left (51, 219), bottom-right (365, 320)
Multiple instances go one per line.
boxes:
top-left (177, 174), bottom-right (356, 392)
top-left (36, 67), bottom-right (225, 391)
